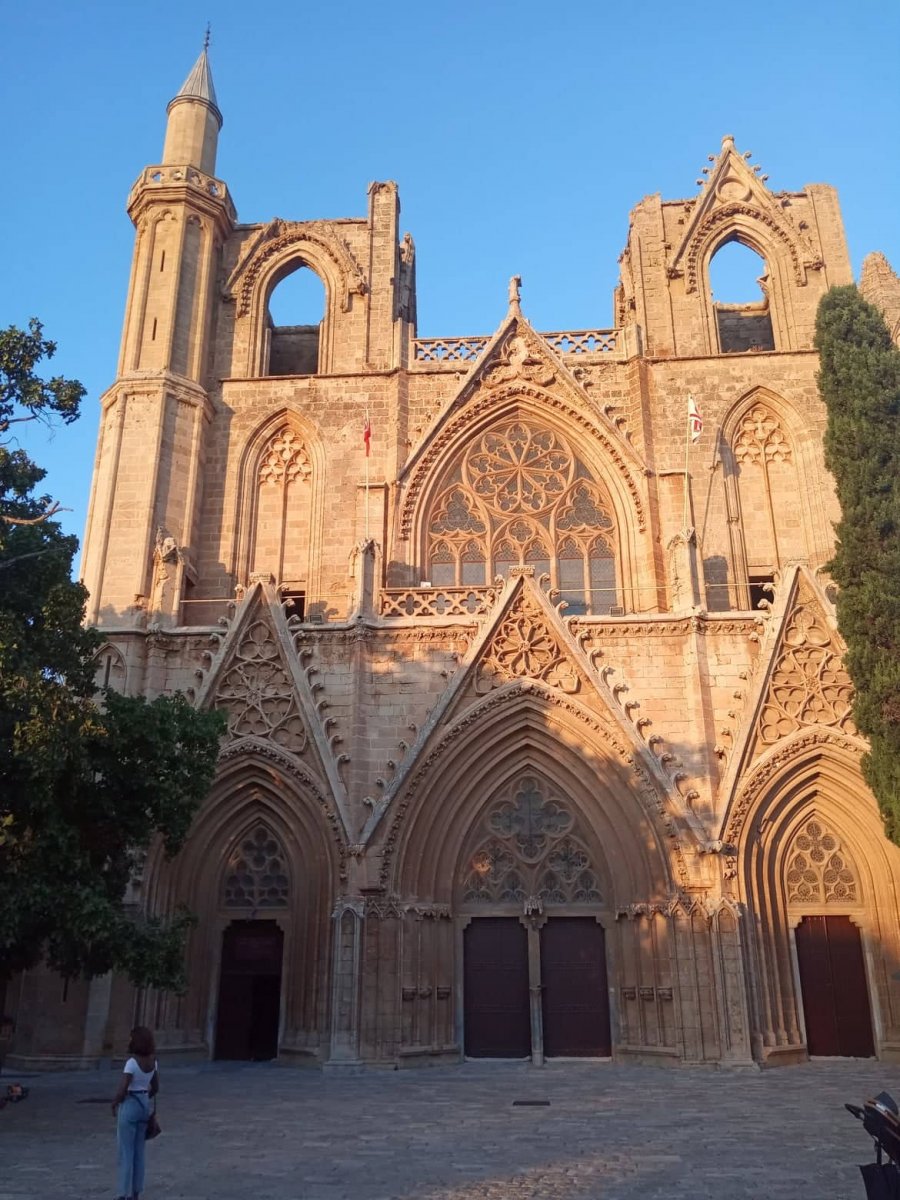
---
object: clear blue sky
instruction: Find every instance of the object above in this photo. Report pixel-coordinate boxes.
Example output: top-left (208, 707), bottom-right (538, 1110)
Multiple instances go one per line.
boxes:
top-left (3, 0), bottom-right (898, 557)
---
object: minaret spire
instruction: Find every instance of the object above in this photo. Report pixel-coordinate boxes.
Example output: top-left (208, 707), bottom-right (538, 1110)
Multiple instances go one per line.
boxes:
top-left (162, 39), bottom-right (222, 173)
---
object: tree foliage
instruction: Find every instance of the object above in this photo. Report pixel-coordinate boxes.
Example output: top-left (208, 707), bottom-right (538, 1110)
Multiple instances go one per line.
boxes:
top-left (816, 286), bottom-right (900, 842)
top-left (0, 321), bottom-right (225, 989)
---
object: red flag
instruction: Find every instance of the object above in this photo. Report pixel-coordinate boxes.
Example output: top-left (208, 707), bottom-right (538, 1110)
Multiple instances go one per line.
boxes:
top-left (363, 412), bottom-right (371, 457)
top-left (688, 395), bottom-right (703, 443)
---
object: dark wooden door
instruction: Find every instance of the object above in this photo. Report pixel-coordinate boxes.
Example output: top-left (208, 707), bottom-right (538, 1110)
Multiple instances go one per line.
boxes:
top-left (464, 918), bottom-right (531, 1058)
top-left (215, 920), bottom-right (283, 1060)
top-left (795, 915), bottom-right (874, 1057)
top-left (541, 917), bottom-right (610, 1057)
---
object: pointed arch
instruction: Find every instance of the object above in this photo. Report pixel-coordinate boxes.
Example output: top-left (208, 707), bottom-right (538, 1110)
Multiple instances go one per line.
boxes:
top-left (725, 738), bottom-right (900, 1060)
top-left (685, 202), bottom-right (812, 353)
top-left (404, 394), bottom-right (645, 612)
top-left (231, 408), bottom-right (326, 598)
top-left (141, 753), bottom-right (340, 1059)
top-left (227, 221), bottom-right (368, 376)
top-left (381, 686), bottom-right (679, 906)
top-left (720, 388), bottom-right (828, 606)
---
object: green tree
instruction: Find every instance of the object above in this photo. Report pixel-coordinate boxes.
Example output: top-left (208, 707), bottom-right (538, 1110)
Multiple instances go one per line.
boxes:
top-left (816, 287), bottom-right (900, 843)
top-left (0, 321), bottom-right (225, 989)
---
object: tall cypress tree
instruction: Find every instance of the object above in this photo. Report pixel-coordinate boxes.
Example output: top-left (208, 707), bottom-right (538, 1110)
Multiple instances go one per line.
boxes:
top-left (815, 287), bottom-right (900, 843)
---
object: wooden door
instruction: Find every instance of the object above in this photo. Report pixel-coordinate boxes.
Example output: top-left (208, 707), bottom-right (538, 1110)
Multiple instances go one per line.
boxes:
top-left (795, 915), bottom-right (874, 1057)
top-left (215, 920), bottom-right (283, 1060)
top-left (541, 917), bottom-right (611, 1057)
top-left (463, 918), bottom-right (530, 1058)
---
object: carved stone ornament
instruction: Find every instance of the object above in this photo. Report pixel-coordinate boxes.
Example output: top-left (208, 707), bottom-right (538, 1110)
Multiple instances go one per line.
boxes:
top-left (755, 583), bottom-right (856, 754)
top-left (400, 387), bottom-right (646, 539)
top-left (223, 824), bottom-right (290, 908)
top-left (461, 775), bottom-right (602, 905)
top-left (475, 591), bottom-right (580, 694)
top-left (258, 427), bottom-right (312, 486)
top-left (215, 619), bottom-right (308, 752)
top-left (733, 405), bottom-right (792, 465)
top-left (786, 817), bottom-right (859, 906)
top-left (480, 329), bottom-right (555, 390)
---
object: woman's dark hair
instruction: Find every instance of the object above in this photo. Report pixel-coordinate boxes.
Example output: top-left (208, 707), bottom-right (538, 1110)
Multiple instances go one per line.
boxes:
top-left (128, 1026), bottom-right (156, 1057)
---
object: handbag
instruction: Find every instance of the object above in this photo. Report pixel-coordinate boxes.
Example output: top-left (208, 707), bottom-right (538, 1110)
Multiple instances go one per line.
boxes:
top-left (145, 1111), bottom-right (162, 1140)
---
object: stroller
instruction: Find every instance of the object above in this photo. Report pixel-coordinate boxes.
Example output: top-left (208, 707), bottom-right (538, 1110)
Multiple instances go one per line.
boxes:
top-left (846, 1092), bottom-right (900, 1198)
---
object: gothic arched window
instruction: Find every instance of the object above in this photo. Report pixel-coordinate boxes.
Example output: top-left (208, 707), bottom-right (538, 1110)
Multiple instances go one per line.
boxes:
top-left (708, 238), bottom-right (775, 353)
top-left (731, 401), bottom-right (805, 587)
top-left (425, 420), bottom-right (619, 614)
top-left (250, 424), bottom-right (312, 589)
top-left (223, 825), bottom-right (290, 909)
top-left (459, 775), bottom-right (602, 906)
top-left (265, 265), bottom-right (326, 376)
top-left (785, 817), bottom-right (860, 907)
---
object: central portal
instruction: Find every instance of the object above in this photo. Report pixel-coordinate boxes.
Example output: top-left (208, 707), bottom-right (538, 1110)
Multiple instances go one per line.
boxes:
top-left (458, 773), bottom-right (611, 1060)
top-left (215, 920), bottom-right (283, 1061)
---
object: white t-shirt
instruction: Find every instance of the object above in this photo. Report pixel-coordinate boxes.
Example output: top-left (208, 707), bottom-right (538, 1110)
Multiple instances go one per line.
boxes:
top-left (124, 1057), bottom-right (157, 1093)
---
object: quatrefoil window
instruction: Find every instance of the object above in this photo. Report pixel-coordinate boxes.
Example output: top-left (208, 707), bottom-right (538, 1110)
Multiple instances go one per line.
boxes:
top-left (224, 826), bottom-right (290, 908)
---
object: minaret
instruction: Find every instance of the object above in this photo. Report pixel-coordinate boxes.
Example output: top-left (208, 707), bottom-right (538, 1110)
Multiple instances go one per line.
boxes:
top-left (162, 39), bottom-right (222, 174)
top-left (81, 42), bottom-right (235, 629)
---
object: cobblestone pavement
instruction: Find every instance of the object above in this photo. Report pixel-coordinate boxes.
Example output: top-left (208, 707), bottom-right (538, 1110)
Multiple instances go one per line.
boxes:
top-left (2, 1058), bottom-right (898, 1200)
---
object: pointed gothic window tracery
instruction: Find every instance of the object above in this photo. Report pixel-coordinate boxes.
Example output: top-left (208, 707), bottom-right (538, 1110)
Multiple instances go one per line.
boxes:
top-left (425, 419), bottom-right (618, 612)
top-left (786, 817), bottom-right (859, 906)
top-left (250, 423), bottom-right (313, 589)
top-left (223, 824), bottom-right (290, 909)
top-left (460, 776), bottom-right (602, 905)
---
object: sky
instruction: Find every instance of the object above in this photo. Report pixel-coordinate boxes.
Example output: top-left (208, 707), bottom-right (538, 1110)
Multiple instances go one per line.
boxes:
top-left (2, 0), bottom-right (899, 558)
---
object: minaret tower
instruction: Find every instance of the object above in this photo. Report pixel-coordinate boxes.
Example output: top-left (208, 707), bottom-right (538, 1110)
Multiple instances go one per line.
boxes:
top-left (81, 41), bottom-right (235, 627)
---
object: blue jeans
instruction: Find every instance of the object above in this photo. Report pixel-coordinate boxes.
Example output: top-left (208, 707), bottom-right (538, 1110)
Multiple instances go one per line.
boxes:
top-left (116, 1092), bottom-right (150, 1197)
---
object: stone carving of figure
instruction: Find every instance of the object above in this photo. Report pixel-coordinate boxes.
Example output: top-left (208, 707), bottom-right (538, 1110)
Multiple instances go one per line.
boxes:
top-left (508, 274), bottom-right (522, 307)
top-left (399, 232), bottom-right (416, 323)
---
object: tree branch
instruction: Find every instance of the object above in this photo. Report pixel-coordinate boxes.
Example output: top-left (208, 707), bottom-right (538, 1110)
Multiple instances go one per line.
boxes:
top-left (0, 501), bottom-right (69, 526)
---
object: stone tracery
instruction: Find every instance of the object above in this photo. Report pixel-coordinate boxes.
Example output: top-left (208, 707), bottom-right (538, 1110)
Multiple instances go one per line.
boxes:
top-left (223, 824), bottom-right (290, 908)
top-left (461, 776), bottom-right (602, 904)
top-left (785, 816), bottom-right (859, 906)
top-left (216, 619), bottom-right (308, 752)
top-left (426, 418), bottom-right (618, 612)
top-left (756, 587), bottom-right (856, 750)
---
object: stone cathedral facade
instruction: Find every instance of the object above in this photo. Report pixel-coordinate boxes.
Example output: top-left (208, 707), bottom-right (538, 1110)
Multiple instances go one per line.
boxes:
top-left (9, 48), bottom-right (900, 1071)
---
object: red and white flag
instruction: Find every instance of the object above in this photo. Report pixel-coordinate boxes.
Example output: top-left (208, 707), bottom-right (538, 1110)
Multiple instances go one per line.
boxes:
top-left (363, 411), bottom-right (372, 457)
top-left (688, 395), bottom-right (703, 443)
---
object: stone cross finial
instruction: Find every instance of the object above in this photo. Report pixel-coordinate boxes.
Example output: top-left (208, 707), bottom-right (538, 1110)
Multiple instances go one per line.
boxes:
top-left (508, 275), bottom-right (522, 309)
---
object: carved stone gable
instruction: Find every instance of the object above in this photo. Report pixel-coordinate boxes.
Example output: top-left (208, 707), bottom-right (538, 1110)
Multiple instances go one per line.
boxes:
top-left (786, 817), bottom-right (859, 906)
top-left (474, 588), bottom-right (581, 694)
top-left (215, 617), bottom-right (308, 754)
top-left (751, 580), bottom-right (856, 761)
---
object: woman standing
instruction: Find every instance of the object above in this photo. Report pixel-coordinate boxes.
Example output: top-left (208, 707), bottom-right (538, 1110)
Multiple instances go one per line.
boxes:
top-left (111, 1026), bottom-right (158, 1200)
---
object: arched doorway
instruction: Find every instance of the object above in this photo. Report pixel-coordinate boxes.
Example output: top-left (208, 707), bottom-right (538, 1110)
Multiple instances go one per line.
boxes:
top-left (215, 919), bottom-right (284, 1060)
top-left (787, 817), bottom-right (874, 1057)
top-left (458, 773), bottom-right (611, 1060)
top-left (214, 825), bottom-right (289, 1061)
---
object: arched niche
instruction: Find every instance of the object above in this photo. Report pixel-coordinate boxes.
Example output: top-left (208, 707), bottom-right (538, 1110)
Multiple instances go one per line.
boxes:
top-left (230, 409), bottom-right (326, 601)
top-left (141, 757), bottom-right (340, 1060)
top-left (403, 396), bottom-right (650, 613)
top-left (720, 388), bottom-right (825, 607)
top-left (730, 739), bottom-right (900, 1060)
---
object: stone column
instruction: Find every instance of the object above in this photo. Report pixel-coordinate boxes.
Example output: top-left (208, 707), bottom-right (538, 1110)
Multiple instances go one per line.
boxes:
top-left (327, 897), bottom-right (364, 1071)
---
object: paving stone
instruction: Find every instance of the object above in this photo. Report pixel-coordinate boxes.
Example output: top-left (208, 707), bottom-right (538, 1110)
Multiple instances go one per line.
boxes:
top-left (1, 1058), bottom-right (898, 1199)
